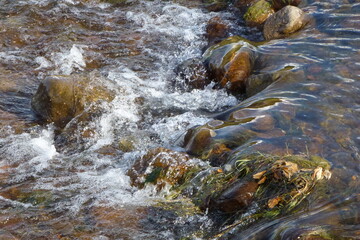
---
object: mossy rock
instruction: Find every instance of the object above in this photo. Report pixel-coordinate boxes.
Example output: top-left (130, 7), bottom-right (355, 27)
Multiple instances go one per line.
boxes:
top-left (1, 187), bottom-right (54, 207)
top-left (127, 147), bottom-right (206, 191)
top-left (244, 0), bottom-right (275, 27)
top-left (175, 153), bottom-right (331, 227)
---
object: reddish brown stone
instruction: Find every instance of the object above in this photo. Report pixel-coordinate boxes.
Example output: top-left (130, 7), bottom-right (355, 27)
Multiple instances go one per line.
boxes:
top-left (251, 114), bottom-right (275, 131)
top-left (206, 17), bottom-right (229, 46)
top-left (210, 181), bottom-right (259, 213)
top-left (220, 51), bottom-right (253, 91)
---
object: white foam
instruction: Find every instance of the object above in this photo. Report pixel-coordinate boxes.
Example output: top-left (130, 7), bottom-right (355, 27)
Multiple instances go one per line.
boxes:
top-left (0, 0), bottom-right (238, 221)
top-left (161, 86), bottom-right (238, 112)
top-left (151, 112), bottom-right (210, 145)
top-left (76, 168), bottom-right (161, 208)
top-left (34, 56), bottom-right (52, 70)
top-left (52, 44), bottom-right (87, 75)
top-left (28, 128), bottom-right (58, 173)
top-left (0, 127), bottom-right (57, 179)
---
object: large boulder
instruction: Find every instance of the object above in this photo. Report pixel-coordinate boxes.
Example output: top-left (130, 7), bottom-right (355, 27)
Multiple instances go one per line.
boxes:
top-left (203, 36), bottom-right (257, 92)
top-left (31, 74), bottom-right (114, 128)
top-left (263, 5), bottom-right (309, 40)
top-left (243, 0), bottom-right (275, 27)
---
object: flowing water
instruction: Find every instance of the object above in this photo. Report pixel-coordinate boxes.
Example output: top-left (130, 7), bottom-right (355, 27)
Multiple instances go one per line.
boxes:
top-left (0, 0), bottom-right (359, 239)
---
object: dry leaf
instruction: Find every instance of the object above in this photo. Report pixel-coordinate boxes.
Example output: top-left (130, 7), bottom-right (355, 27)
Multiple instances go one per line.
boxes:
top-left (253, 170), bottom-right (266, 179)
top-left (258, 176), bottom-right (267, 184)
top-left (268, 197), bottom-right (282, 208)
top-left (312, 167), bottom-right (323, 181)
top-left (282, 161), bottom-right (299, 179)
top-left (271, 160), bottom-right (298, 179)
top-left (323, 170), bottom-right (332, 180)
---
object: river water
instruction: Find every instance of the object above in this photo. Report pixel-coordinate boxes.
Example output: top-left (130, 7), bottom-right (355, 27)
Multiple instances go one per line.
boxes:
top-left (0, 0), bottom-right (359, 239)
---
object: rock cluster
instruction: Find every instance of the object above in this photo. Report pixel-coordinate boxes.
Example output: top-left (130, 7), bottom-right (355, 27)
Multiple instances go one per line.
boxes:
top-left (241, 0), bottom-right (309, 40)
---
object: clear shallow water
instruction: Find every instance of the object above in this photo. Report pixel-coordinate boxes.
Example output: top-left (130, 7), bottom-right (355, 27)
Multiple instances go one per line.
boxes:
top-left (0, 0), bottom-right (359, 239)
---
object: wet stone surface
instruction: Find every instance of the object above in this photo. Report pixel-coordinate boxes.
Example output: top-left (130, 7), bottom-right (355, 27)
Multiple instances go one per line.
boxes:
top-left (0, 0), bottom-right (359, 239)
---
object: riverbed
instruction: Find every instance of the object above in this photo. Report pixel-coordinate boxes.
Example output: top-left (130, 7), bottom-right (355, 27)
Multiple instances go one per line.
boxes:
top-left (0, 0), bottom-right (359, 239)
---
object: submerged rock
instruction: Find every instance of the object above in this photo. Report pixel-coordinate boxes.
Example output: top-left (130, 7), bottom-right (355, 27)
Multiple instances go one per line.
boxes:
top-left (166, 152), bottom-right (333, 223)
top-left (206, 16), bottom-right (229, 46)
top-left (0, 109), bottom-right (26, 136)
top-left (210, 180), bottom-right (259, 213)
top-left (263, 6), bottom-right (309, 40)
top-left (244, 0), bottom-right (275, 27)
top-left (203, 36), bottom-right (257, 92)
top-left (184, 127), bottom-right (217, 156)
top-left (175, 58), bottom-right (210, 90)
top-left (127, 147), bottom-right (202, 191)
top-left (31, 74), bottom-right (114, 128)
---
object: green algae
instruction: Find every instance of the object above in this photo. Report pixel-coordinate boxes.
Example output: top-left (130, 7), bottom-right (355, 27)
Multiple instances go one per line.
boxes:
top-left (247, 97), bottom-right (282, 108)
top-left (145, 167), bottom-right (163, 184)
top-left (244, 0), bottom-right (274, 26)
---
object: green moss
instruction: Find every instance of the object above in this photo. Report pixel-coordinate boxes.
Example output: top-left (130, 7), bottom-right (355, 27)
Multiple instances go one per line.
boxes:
top-left (145, 167), bottom-right (163, 184)
top-left (244, 0), bottom-right (274, 25)
top-left (247, 97), bottom-right (282, 108)
top-left (283, 155), bottom-right (331, 170)
top-left (18, 190), bottom-right (53, 206)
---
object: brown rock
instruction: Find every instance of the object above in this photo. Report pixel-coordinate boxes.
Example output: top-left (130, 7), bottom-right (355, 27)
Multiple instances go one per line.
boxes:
top-left (210, 181), bottom-right (258, 213)
top-left (229, 108), bottom-right (259, 121)
top-left (31, 74), bottom-right (114, 128)
top-left (263, 6), bottom-right (309, 40)
top-left (127, 148), bottom-right (194, 191)
top-left (184, 127), bottom-right (216, 156)
top-left (244, 0), bottom-right (275, 27)
top-left (206, 16), bottom-right (229, 46)
top-left (176, 58), bottom-right (210, 90)
top-left (220, 50), bottom-right (254, 91)
top-left (203, 36), bottom-right (256, 93)
top-left (251, 114), bottom-right (275, 131)
top-left (254, 128), bottom-right (285, 139)
top-left (245, 73), bottom-right (276, 97)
